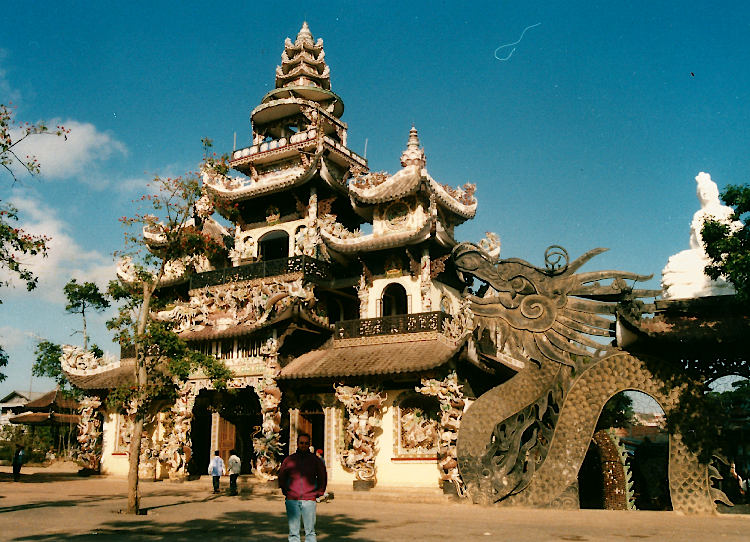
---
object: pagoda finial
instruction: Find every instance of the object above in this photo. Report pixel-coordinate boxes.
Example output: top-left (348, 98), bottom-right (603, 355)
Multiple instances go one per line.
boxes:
top-left (408, 125), bottom-right (420, 149)
top-left (297, 21), bottom-right (314, 44)
top-left (401, 125), bottom-right (426, 168)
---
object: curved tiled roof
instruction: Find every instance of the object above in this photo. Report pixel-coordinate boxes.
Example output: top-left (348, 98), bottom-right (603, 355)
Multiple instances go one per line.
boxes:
top-left (348, 166), bottom-right (422, 204)
top-left (204, 155), bottom-right (319, 201)
top-left (321, 213), bottom-right (433, 254)
top-left (279, 334), bottom-right (461, 379)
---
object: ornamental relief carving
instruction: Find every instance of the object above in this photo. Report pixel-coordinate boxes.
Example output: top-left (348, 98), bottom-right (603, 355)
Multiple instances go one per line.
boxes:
top-left (153, 278), bottom-right (315, 333)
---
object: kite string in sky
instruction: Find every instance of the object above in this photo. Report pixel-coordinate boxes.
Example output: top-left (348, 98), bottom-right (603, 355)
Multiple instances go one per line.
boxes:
top-left (494, 23), bottom-right (541, 61)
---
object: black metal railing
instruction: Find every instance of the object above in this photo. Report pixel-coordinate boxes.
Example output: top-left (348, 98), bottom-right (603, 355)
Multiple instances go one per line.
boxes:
top-left (190, 255), bottom-right (333, 289)
top-left (334, 311), bottom-right (451, 340)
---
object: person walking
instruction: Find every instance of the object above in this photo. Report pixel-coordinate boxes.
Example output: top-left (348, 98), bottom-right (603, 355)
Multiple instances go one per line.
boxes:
top-left (227, 449), bottom-right (241, 496)
top-left (12, 444), bottom-right (25, 482)
top-left (208, 450), bottom-right (225, 494)
top-left (278, 433), bottom-right (327, 542)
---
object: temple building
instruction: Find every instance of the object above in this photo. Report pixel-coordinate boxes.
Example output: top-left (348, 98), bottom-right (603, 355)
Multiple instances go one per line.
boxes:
top-left (59, 25), bottom-right (744, 514)
top-left (62, 23), bottom-right (502, 491)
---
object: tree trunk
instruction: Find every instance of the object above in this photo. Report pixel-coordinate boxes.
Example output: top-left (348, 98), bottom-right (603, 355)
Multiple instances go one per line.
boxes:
top-left (82, 308), bottom-right (88, 351)
top-left (126, 416), bottom-right (144, 514)
top-left (126, 281), bottom-right (153, 515)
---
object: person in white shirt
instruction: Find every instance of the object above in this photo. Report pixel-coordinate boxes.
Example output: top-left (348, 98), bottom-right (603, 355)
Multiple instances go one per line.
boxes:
top-left (227, 449), bottom-right (241, 496)
top-left (208, 450), bottom-right (225, 494)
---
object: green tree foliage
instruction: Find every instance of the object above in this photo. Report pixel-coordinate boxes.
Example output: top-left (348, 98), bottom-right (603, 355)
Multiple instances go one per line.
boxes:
top-left (1, 103), bottom-right (68, 382)
top-left (0, 346), bottom-right (7, 383)
top-left (32, 340), bottom-right (65, 389)
top-left (702, 183), bottom-right (750, 301)
top-left (63, 278), bottom-right (110, 350)
top-left (596, 393), bottom-right (636, 431)
top-left (111, 171), bottom-right (231, 514)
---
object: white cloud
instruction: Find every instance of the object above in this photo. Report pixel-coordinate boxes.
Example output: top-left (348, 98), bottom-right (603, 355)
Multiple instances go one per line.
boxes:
top-left (1, 193), bottom-right (116, 303)
top-left (0, 326), bottom-right (35, 350)
top-left (9, 120), bottom-right (127, 184)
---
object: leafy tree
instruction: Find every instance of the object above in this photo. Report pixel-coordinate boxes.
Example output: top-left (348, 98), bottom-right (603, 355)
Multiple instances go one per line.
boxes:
top-left (63, 278), bottom-right (110, 350)
top-left (596, 393), bottom-right (635, 431)
top-left (0, 346), bottom-right (7, 383)
top-left (702, 184), bottom-right (750, 300)
top-left (32, 340), bottom-right (65, 388)
top-left (1, 103), bottom-right (68, 381)
top-left (109, 171), bottom-right (231, 514)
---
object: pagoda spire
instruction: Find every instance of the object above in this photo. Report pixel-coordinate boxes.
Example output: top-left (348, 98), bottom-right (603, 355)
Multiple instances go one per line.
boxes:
top-left (296, 21), bottom-right (313, 44)
top-left (275, 22), bottom-right (331, 90)
top-left (400, 125), bottom-right (426, 168)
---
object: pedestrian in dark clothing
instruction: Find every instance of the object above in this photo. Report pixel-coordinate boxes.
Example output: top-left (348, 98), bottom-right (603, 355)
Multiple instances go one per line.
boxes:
top-left (278, 433), bottom-right (327, 542)
top-left (12, 445), bottom-right (25, 482)
top-left (227, 449), bottom-right (241, 496)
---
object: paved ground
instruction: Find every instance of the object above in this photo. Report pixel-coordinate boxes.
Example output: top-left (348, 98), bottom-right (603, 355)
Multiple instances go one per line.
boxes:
top-left (0, 465), bottom-right (748, 541)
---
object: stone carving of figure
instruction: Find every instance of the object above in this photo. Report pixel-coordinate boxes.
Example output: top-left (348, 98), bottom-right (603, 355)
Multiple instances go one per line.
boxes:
top-left (661, 172), bottom-right (742, 299)
top-left (230, 225), bottom-right (255, 264)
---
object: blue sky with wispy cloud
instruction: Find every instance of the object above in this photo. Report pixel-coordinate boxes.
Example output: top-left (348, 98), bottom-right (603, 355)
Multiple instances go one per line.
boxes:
top-left (2, 1), bottom-right (748, 406)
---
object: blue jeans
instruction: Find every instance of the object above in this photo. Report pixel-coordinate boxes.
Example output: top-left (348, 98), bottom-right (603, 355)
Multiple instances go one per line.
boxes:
top-left (285, 499), bottom-right (317, 542)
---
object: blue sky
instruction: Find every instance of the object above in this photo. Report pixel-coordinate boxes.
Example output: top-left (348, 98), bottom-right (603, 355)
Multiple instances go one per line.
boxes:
top-left (2, 1), bottom-right (749, 400)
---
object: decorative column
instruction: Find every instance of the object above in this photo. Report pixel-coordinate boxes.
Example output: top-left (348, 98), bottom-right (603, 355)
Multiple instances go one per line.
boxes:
top-left (356, 274), bottom-right (369, 318)
top-left (288, 408), bottom-right (300, 454)
top-left (420, 248), bottom-right (432, 311)
top-left (76, 396), bottom-right (103, 472)
top-left (334, 384), bottom-right (386, 489)
top-left (252, 337), bottom-right (283, 481)
top-left (416, 371), bottom-right (467, 496)
top-left (162, 381), bottom-right (198, 479)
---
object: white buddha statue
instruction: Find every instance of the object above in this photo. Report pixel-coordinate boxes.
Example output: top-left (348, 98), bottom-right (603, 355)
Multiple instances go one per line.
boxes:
top-left (661, 172), bottom-right (740, 299)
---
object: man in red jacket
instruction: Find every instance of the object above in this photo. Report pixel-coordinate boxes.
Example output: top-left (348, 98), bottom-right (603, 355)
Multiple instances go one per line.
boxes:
top-left (278, 432), bottom-right (327, 542)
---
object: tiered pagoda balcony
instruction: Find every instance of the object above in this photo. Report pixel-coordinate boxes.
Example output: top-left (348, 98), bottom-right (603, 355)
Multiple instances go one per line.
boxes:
top-left (334, 311), bottom-right (453, 340)
top-left (190, 255), bottom-right (332, 289)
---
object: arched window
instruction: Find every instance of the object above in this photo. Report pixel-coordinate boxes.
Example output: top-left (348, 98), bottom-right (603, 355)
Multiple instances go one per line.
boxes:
top-left (258, 230), bottom-right (289, 260)
top-left (381, 283), bottom-right (408, 316)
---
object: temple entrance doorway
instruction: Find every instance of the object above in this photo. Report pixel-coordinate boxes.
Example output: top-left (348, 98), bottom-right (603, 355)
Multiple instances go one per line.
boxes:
top-left (381, 283), bottom-right (408, 316)
top-left (191, 388), bottom-right (262, 475)
top-left (259, 230), bottom-right (289, 260)
top-left (298, 400), bottom-right (325, 455)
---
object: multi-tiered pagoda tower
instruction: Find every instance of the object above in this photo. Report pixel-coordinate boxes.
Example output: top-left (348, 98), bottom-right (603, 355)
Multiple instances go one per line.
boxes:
top-left (63, 22), bottom-right (496, 492)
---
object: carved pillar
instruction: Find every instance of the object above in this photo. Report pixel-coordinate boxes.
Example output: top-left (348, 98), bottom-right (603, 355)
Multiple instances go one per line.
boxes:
top-left (420, 248), bottom-right (432, 311)
top-left (417, 371), bottom-right (467, 495)
top-left (356, 275), bottom-right (369, 318)
top-left (210, 412), bottom-right (220, 453)
top-left (334, 385), bottom-right (386, 485)
top-left (76, 396), bottom-right (103, 471)
top-left (163, 381), bottom-right (198, 479)
top-left (323, 406), bottom-right (337, 477)
top-left (252, 337), bottom-right (283, 481)
top-left (289, 408), bottom-right (300, 454)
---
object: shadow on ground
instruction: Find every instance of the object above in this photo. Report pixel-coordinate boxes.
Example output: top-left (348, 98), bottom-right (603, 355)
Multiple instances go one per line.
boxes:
top-left (12, 509), bottom-right (377, 541)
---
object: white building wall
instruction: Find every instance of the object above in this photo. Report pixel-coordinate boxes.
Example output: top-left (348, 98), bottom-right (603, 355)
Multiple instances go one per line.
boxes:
top-left (325, 390), bottom-right (442, 489)
top-left (100, 412), bottom-right (129, 476)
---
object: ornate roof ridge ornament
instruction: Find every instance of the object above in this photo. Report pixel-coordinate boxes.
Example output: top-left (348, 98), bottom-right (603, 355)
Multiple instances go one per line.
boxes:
top-left (400, 125), bottom-right (426, 168)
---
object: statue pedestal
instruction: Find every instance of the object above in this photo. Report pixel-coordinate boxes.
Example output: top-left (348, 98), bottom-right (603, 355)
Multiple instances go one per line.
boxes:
top-left (353, 479), bottom-right (375, 491)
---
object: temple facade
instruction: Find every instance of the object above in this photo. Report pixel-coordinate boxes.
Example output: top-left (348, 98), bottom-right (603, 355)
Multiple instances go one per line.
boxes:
top-left (62, 23), bottom-right (499, 492)
top-left (59, 24), bottom-right (733, 514)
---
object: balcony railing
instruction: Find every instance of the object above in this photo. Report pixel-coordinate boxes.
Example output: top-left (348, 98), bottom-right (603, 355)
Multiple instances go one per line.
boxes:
top-left (334, 311), bottom-right (451, 340)
top-left (190, 255), bottom-right (332, 289)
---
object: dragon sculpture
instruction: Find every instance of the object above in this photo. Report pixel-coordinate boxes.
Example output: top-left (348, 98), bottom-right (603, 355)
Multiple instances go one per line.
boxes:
top-left (451, 242), bottom-right (720, 514)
